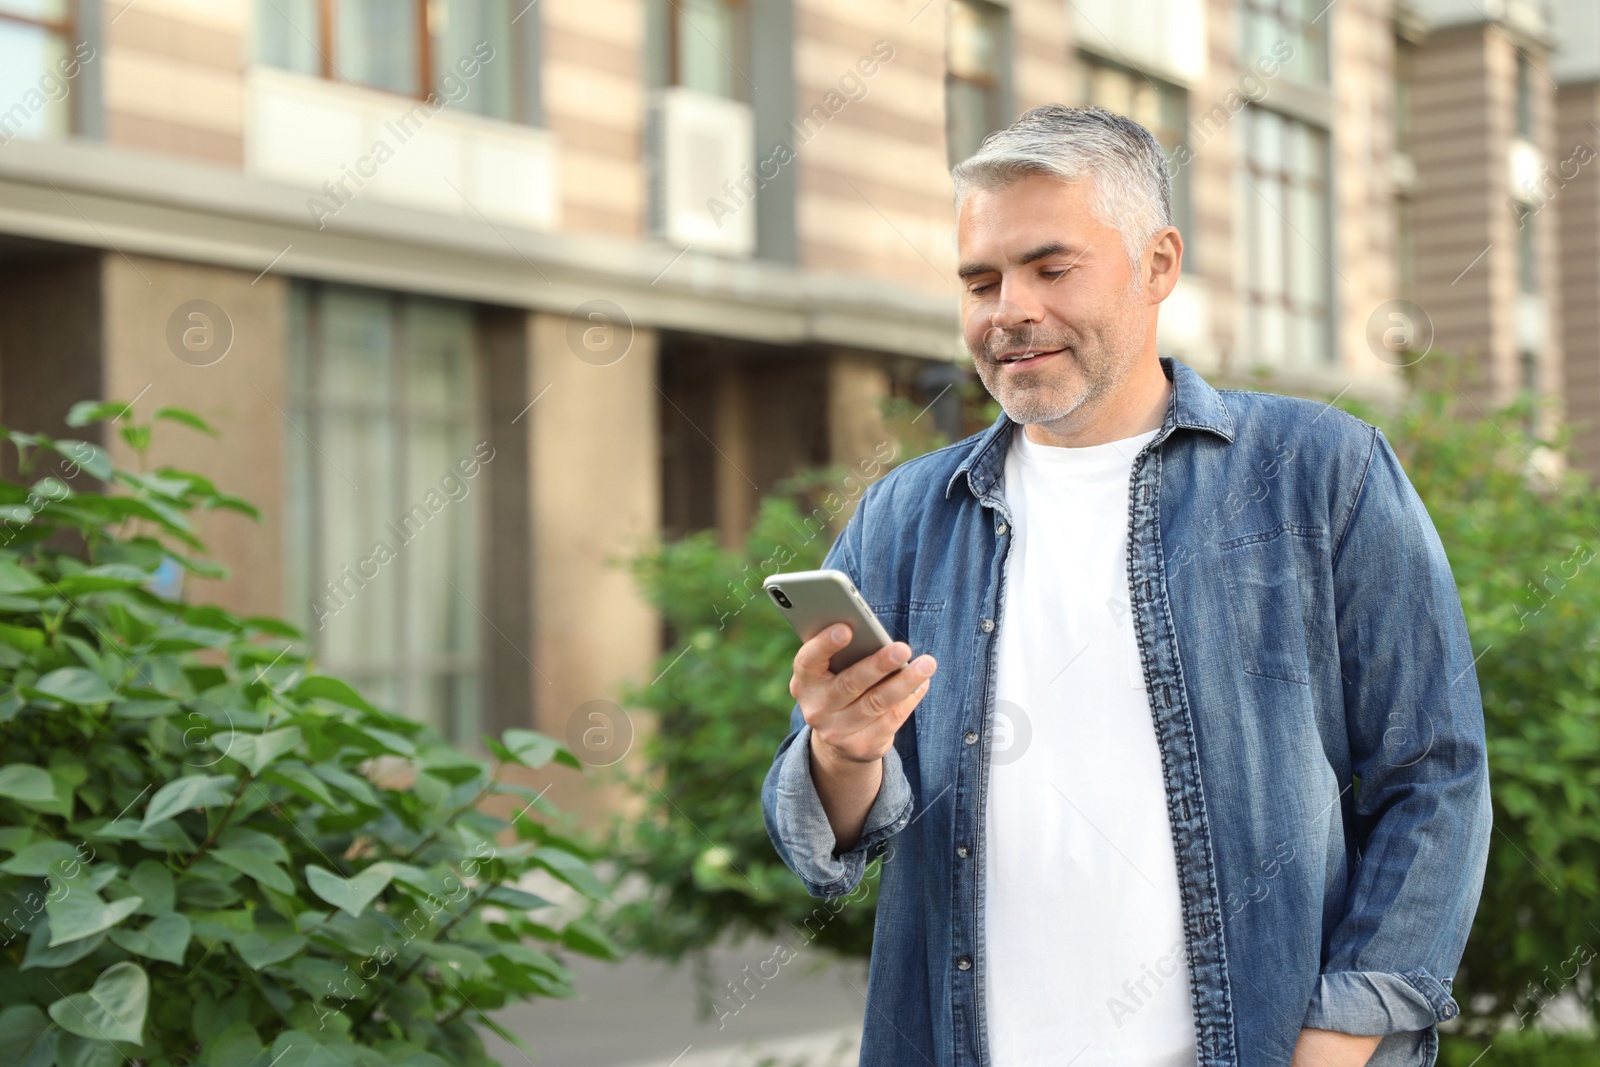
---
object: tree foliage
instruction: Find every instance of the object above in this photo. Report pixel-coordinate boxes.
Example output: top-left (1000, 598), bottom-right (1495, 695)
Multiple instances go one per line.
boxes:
top-left (0, 403), bottom-right (615, 1067)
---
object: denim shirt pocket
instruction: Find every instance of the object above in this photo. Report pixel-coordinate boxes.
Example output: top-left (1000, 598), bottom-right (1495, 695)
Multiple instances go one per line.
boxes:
top-left (1217, 523), bottom-right (1324, 686)
top-left (867, 599), bottom-right (946, 653)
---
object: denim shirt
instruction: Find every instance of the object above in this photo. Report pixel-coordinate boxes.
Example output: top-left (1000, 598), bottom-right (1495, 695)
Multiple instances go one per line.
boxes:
top-left (761, 356), bottom-right (1492, 1067)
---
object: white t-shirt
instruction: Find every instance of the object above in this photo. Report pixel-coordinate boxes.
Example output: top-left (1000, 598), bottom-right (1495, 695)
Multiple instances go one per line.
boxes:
top-left (983, 422), bottom-right (1197, 1067)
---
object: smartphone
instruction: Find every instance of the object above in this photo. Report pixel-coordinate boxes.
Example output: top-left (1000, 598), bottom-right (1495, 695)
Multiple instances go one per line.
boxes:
top-left (763, 569), bottom-right (896, 674)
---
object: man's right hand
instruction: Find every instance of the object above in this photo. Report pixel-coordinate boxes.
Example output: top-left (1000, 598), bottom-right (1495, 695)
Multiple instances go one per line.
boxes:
top-left (790, 624), bottom-right (937, 851)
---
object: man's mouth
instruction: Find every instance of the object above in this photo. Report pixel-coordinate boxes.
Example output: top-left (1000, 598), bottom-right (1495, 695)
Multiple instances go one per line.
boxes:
top-left (996, 347), bottom-right (1066, 365)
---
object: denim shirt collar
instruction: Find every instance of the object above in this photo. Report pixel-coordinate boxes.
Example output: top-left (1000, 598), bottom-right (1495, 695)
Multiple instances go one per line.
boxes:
top-left (944, 354), bottom-right (1237, 501)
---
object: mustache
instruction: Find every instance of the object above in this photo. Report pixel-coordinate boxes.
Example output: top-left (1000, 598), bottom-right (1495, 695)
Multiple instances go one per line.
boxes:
top-left (980, 324), bottom-right (1076, 362)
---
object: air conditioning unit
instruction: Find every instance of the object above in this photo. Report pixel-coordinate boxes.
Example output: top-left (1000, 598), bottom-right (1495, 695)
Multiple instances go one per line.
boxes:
top-left (646, 87), bottom-right (756, 257)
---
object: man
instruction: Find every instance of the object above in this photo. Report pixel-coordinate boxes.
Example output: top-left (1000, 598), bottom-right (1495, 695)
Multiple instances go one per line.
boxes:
top-left (760, 106), bottom-right (1491, 1067)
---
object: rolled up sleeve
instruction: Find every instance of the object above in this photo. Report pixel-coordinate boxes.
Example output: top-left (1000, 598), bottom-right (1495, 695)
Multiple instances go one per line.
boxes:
top-left (759, 482), bottom-right (915, 898)
top-left (1307, 427), bottom-right (1493, 1060)
top-left (765, 721), bottom-right (914, 897)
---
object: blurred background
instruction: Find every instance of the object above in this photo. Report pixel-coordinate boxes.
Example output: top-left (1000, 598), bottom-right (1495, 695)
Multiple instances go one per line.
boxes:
top-left (1, 0), bottom-right (1599, 1064)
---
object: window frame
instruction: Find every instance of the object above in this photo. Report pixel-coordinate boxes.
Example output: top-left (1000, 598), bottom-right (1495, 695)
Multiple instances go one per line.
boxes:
top-left (286, 280), bottom-right (489, 747)
top-left (0, 1), bottom-right (78, 137)
top-left (667, 0), bottom-right (750, 102)
top-left (1238, 0), bottom-right (1329, 86)
top-left (1075, 50), bottom-right (1193, 260)
top-left (1515, 48), bottom-right (1534, 140)
top-left (0, 3), bottom-right (72, 35)
top-left (945, 0), bottom-right (1012, 169)
top-left (257, 0), bottom-right (535, 124)
top-left (1235, 103), bottom-right (1335, 369)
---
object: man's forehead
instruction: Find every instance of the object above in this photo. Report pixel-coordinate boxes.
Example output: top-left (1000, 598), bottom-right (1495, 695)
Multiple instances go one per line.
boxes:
top-left (957, 180), bottom-right (1096, 253)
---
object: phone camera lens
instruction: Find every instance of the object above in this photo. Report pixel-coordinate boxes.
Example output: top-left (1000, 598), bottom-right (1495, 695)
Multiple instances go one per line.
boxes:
top-left (769, 587), bottom-right (792, 609)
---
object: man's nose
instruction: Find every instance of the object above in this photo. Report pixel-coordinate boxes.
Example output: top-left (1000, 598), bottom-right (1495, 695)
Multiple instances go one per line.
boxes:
top-left (989, 296), bottom-right (1039, 330)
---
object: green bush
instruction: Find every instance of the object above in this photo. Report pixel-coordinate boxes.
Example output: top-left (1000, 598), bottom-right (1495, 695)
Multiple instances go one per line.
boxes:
top-left (604, 395), bottom-right (962, 982)
top-left (616, 366), bottom-right (1600, 1042)
top-left (0, 403), bottom-right (615, 1067)
top-left (1440, 1029), bottom-right (1599, 1066)
top-left (1361, 373), bottom-right (1600, 1040)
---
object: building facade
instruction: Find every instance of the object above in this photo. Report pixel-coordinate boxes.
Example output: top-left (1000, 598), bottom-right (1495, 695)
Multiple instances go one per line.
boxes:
top-left (0, 0), bottom-right (1588, 809)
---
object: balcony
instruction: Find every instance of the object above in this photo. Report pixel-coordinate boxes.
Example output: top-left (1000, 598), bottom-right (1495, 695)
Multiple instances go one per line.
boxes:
top-left (244, 65), bottom-right (558, 233)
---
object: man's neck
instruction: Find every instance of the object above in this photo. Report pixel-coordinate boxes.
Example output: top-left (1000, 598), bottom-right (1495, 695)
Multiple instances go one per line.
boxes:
top-left (1025, 357), bottom-right (1173, 448)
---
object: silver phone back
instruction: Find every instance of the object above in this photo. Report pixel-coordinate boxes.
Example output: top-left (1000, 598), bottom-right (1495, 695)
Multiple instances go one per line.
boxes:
top-left (762, 569), bottom-right (894, 674)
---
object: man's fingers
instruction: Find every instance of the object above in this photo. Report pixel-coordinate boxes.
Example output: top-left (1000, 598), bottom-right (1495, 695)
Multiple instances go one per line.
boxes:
top-left (830, 640), bottom-right (916, 707)
top-left (808, 662), bottom-right (936, 763)
top-left (793, 622), bottom-right (852, 682)
top-left (858, 654), bottom-right (936, 718)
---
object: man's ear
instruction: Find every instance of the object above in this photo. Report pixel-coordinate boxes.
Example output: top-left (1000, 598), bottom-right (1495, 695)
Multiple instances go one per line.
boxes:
top-left (1144, 226), bottom-right (1184, 303)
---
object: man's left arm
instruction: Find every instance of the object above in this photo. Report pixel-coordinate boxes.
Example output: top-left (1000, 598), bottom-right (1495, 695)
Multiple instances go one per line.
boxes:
top-left (1296, 426), bottom-right (1493, 1066)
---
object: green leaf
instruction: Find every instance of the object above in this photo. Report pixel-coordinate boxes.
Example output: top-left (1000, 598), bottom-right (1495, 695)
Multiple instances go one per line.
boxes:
top-left (0, 623), bottom-right (44, 652)
top-left (30, 668), bottom-right (118, 706)
top-left (48, 961), bottom-right (149, 1044)
top-left (531, 847), bottom-right (609, 901)
top-left (213, 727), bottom-right (302, 775)
top-left (0, 1005), bottom-right (54, 1067)
top-left (46, 887), bottom-right (143, 946)
top-left (494, 729), bottom-right (580, 771)
top-left (308, 766), bottom-right (378, 808)
top-left (208, 1020), bottom-right (263, 1067)
top-left (212, 849), bottom-right (294, 895)
top-left (126, 860), bottom-right (174, 916)
top-left (292, 676), bottom-right (375, 713)
top-left (0, 562), bottom-right (43, 594)
top-left (304, 863), bottom-right (394, 918)
top-left (245, 616), bottom-right (303, 640)
top-left (233, 931), bottom-right (308, 970)
top-left (22, 922), bottom-right (106, 970)
top-left (0, 764), bottom-right (57, 804)
top-left (560, 916), bottom-right (623, 960)
top-left (217, 826), bottom-right (290, 865)
top-left (54, 1032), bottom-right (121, 1067)
top-left (262, 765), bottom-right (336, 807)
top-left (107, 913), bottom-right (191, 964)
top-left (64, 400), bottom-right (131, 427)
top-left (0, 839), bottom-right (81, 877)
top-left (141, 774), bottom-right (236, 830)
top-left (483, 885), bottom-right (550, 911)
top-left (152, 407), bottom-right (219, 437)
top-left (50, 440), bottom-right (113, 481)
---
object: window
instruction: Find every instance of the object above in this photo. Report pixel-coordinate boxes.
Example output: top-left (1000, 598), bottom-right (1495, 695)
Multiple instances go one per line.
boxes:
top-left (1239, 0), bottom-right (1328, 84)
top-left (1394, 35), bottom-right (1416, 300)
top-left (1236, 106), bottom-right (1331, 367)
top-left (286, 282), bottom-right (486, 746)
top-left (255, 0), bottom-right (526, 123)
top-left (1077, 53), bottom-right (1192, 251)
top-left (946, 0), bottom-right (1008, 168)
top-left (1396, 196), bottom-right (1415, 300)
top-left (1519, 349), bottom-right (1539, 435)
top-left (670, 0), bottom-right (748, 101)
top-left (1515, 49), bottom-right (1533, 140)
top-left (1515, 202), bottom-right (1537, 293)
top-left (0, 0), bottom-right (74, 143)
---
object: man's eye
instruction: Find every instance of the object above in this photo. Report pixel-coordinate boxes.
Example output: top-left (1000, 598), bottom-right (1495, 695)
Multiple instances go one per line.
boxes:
top-left (968, 283), bottom-right (995, 296)
top-left (1042, 269), bottom-right (1070, 281)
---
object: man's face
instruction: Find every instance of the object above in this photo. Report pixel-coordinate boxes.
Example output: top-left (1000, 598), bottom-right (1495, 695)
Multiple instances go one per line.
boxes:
top-left (957, 174), bottom-right (1158, 428)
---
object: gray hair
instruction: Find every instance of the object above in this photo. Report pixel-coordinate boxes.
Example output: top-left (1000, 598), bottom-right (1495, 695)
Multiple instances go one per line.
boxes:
top-left (951, 105), bottom-right (1174, 267)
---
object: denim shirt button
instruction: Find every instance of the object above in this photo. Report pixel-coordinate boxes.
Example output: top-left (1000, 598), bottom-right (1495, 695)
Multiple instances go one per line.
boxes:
top-left (957, 956), bottom-right (972, 971)
top-left (980, 618), bottom-right (995, 633)
top-left (996, 522), bottom-right (1008, 536)
top-left (964, 730), bottom-right (979, 745)
top-left (956, 844), bottom-right (970, 858)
